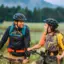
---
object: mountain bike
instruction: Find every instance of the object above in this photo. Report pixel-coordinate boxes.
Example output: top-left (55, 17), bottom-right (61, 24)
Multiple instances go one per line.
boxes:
top-left (0, 53), bottom-right (24, 64)
top-left (0, 50), bottom-right (37, 64)
top-left (30, 50), bottom-right (58, 64)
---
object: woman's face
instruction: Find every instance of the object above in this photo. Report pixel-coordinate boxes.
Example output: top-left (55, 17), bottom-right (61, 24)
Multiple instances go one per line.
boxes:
top-left (44, 23), bottom-right (52, 33)
top-left (47, 26), bottom-right (52, 33)
top-left (14, 21), bottom-right (24, 28)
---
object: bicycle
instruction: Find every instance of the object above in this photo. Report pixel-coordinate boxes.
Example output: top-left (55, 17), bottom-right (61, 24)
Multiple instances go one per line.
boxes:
top-left (0, 50), bottom-right (37, 64)
top-left (0, 50), bottom-right (59, 64)
top-left (29, 50), bottom-right (58, 64)
top-left (0, 53), bottom-right (24, 64)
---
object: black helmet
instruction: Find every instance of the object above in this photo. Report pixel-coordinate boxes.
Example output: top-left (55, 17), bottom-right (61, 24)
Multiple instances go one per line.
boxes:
top-left (13, 13), bottom-right (26, 21)
top-left (44, 18), bottom-right (58, 30)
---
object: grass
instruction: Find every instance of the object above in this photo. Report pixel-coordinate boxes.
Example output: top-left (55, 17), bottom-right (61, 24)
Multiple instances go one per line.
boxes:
top-left (0, 22), bottom-right (64, 64)
top-left (0, 22), bottom-right (64, 43)
top-left (0, 22), bottom-right (44, 64)
top-left (0, 21), bottom-right (44, 43)
top-left (0, 22), bottom-right (44, 32)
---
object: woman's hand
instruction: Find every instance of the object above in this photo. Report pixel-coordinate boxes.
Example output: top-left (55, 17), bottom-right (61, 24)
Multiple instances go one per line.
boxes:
top-left (57, 55), bottom-right (62, 60)
top-left (57, 51), bottom-right (64, 60)
top-left (27, 48), bottom-right (32, 51)
top-left (27, 44), bottom-right (41, 52)
top-left (44, 23), bottom-right (48, 33)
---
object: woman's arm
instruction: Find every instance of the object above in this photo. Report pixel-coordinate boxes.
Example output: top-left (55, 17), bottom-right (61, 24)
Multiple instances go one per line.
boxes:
top-left (0, 26), bottom-right (10, 49)
top-left (57, 33), bottom-right (64, 51)
top-left (28, 32), bottom-right (46, 51)
top-left (57, 33), bottom-right (64, 60)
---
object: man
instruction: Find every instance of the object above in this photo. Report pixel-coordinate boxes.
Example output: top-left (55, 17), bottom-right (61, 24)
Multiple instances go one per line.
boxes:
top-left (28, 18), bottom-right (64, 64)
top-left (0, 13), bottom-right (30, 64)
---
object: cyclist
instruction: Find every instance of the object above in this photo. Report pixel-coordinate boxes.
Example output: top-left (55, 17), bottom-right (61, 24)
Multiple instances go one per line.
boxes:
top-left (0, 13), bottom-right (30, 64)
top-left (28, 18), bottom-right (64, 64)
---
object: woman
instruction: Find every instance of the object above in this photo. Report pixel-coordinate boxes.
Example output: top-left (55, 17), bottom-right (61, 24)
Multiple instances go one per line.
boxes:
top-left (28, 18), bottom-right (64, 64)
top-left (0, 13), bottom-right (30, 64)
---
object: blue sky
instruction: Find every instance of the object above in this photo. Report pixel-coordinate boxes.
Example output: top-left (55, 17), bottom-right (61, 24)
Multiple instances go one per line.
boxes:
top-left (0, 0), bottom-right (43, 9)
top-left (44, 0), bottom-right (64, 7)
top-left (0, 0), bottom-right (41, 8)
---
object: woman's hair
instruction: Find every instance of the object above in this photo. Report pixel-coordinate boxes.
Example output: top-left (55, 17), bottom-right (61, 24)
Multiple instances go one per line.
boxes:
top-left (46, 25), bottom-right (60, 34)
top-left (55, 30), bottom-right (60, 33)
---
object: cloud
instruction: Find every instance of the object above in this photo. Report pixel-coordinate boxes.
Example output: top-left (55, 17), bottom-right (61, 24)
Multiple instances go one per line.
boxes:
top-left (44, 0), bottom-right (64, 6)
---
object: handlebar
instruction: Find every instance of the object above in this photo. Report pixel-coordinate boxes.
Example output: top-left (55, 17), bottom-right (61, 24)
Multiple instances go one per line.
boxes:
top-left (0, 50), bottom-right (57, 62)
top-left (29, 50), bottom-right (57, 59)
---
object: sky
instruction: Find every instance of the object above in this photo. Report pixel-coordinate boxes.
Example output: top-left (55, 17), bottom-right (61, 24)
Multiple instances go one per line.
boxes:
top-left (28, 0), bottom-right (41, 10)
top-left (0, 0), bottom-right (42, 9)
top-left (0, 0), bottom-right (64, 7)
top-left (1, 0), bottom-right (42, 10)
top-left (0, 0), bottom-right (64, 10)
top-left (44, 0), bottom-right (64, 7)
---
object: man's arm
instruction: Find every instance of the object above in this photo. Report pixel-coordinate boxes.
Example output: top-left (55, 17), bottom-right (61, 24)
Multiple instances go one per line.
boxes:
top-left (0, 26), bottom-right (10, 49)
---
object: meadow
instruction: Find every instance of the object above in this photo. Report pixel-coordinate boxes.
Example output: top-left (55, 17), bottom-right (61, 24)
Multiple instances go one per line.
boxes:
top-left (0, 22), bottom-right (64, 64)
top-left (0, 22), bottom-right (64, 43)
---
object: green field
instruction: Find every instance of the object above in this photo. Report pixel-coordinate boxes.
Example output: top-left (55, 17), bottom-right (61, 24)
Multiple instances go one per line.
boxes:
top-left (0, 22), bottom-right (64, 46)
top-left (0, 22), bottom-right (44, 43)
top-left (0, 22), bottom-right (64, 43)
top-left (0, 22), bottom-right (44, 64)
top-left (0, 22), bottom-right (64, 64)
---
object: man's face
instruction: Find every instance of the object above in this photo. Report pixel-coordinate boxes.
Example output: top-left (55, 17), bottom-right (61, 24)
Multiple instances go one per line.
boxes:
top-left (14, 21), bottom-right (24, 28)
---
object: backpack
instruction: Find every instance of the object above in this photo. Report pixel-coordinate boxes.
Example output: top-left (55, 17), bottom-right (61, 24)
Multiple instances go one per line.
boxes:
top-left (9, 24), bottom-right (26, 37)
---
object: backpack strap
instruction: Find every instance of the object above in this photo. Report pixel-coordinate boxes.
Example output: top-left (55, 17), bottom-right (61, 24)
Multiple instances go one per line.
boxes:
top-left (9, 24), bottom-right (26, 36)
top-left (9, 24), bottom-right (14, 35)
top-left (22, 25), bottom-right (26, 36)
